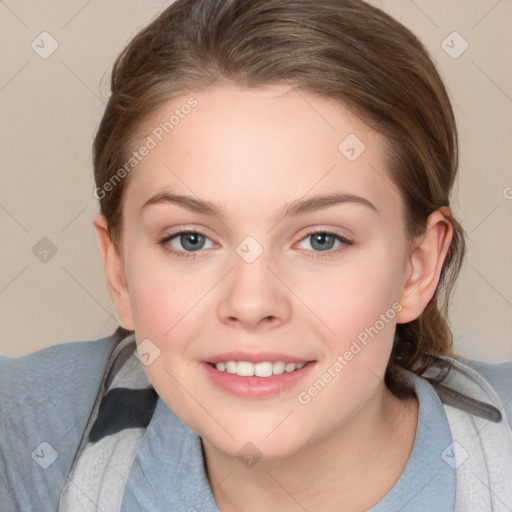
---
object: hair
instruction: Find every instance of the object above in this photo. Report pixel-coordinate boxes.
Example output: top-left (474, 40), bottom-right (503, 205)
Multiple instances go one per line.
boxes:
top-left (94, 0), bottom-right (466, 398)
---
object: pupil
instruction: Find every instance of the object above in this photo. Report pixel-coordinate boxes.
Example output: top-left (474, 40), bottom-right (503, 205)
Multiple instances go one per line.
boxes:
top-left (182, 233), bottom-right (204, 251)
top-left (312, 233), bottom-right (334, 251)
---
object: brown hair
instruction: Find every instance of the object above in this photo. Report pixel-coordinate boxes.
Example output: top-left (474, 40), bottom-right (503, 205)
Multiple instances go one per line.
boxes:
top-left (93, 0), bottom-right (465, 397)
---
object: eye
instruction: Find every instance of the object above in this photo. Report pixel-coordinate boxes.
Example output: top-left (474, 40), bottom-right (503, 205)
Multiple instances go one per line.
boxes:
top-left (159, 229), bottom-right (214, 259)
top-left (296, 230), bottom-right (353, 257)
top-left (158, 228), bottom-right (353, 260)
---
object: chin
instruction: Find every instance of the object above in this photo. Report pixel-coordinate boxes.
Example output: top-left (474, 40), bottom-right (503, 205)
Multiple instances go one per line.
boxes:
top-left (201, 424), bottom-right (310, 463)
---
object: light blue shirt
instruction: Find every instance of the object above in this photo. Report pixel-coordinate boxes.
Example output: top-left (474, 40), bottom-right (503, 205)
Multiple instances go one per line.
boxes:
top-left (1, 337), bottom-right (511, 511)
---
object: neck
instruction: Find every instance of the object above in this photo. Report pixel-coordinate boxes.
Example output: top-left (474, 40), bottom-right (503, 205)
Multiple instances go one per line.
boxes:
top-left (202, 384), bottom-right (418, 512)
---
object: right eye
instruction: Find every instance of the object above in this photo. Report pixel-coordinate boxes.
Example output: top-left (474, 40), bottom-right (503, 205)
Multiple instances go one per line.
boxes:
top-left (159, 229), bottom-right (215, 259)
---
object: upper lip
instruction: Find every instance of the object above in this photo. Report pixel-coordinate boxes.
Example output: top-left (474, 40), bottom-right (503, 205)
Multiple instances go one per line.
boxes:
top-left (204, 351), bottom-right (314, 364)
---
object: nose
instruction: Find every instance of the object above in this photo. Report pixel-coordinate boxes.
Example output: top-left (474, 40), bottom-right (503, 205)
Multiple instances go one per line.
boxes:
top-left (216, 252), bottom-right (292, 331)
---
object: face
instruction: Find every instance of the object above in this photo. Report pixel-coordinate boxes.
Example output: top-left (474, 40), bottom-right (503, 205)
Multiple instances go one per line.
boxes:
top-left (115, 84), bottom-right (414, 460)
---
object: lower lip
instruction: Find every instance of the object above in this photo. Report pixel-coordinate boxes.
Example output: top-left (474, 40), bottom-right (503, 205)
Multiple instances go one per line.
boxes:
top-left (201, 362), bottom-right (315, 398)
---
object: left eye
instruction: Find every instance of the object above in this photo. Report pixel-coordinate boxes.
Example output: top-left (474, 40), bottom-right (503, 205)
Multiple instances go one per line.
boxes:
top-left (296, 231), bottom-right (350, 252)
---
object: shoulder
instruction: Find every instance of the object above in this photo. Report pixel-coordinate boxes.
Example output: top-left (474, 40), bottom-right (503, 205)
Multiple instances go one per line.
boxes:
top-left (0, 337), bottom-right (115, 510)
top-left (0, 337), bottom-right (114, 412)
top-left (456, 356), bottom-right (512, 430)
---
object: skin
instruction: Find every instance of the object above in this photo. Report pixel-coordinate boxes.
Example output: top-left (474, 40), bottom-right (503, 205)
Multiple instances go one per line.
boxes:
top-left (95, 83), bottom-right (453, 511)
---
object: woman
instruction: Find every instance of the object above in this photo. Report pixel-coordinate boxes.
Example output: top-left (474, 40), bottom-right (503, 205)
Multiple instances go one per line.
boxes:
top-left (1, 1), bottom-right (511, 510)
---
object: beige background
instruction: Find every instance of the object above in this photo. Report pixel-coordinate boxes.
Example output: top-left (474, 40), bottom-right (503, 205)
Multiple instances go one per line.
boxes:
top-left (0, 0), bottom-right (511, 360)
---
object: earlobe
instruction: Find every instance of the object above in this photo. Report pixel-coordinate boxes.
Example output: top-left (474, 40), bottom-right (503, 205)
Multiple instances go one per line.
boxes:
top-left (396, 208), bottom-right (453, 324)
top-left (93, 214), bottom-right (134, 330)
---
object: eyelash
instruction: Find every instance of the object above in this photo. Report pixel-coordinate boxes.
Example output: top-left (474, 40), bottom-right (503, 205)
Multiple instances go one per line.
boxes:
top-left (158, 229), bottom-right (353, 260)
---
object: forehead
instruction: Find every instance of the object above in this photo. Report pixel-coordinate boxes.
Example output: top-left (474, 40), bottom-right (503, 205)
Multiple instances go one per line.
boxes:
top-left (124, 84), bottom-right (401, 221)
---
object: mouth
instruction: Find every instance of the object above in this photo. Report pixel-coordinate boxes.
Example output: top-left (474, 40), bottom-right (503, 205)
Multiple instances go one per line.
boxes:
top-left (201, 355), bottom-right (316, 398)
top-left (207, 360), bottom-right (307, 378)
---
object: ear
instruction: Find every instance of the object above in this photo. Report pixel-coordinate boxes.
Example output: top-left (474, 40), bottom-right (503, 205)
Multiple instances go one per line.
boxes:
top-left (396, 207), bottom-right (453, 324)
top-left (93, 214), bottom-right (134, 330)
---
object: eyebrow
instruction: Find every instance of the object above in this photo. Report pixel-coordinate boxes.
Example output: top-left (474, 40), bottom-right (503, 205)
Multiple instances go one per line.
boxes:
top-left (141, 191), bottom-right (378, 219)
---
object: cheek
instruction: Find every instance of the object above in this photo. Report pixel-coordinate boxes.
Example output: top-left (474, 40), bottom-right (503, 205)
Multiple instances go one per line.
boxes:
top-left (302, 243), bottom-right (405, 348)
top-left (124, 252), bottom-right (208, 428)
top-left (125, 249), bottom-right (209, 338)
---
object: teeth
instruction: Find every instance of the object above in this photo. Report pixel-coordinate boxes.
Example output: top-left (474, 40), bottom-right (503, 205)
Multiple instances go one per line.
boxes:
top-left (226, 361), bottom-right (237, 374)
top-left (237, 361), bottom-right (254, 377)
top-left (284, 362), bottom-right (296, 373)
top-left (255, 362), bottom-right (272, 377)
top-left (214, 360), bottom-right (307, 377)
top-left (272, 361), bottom-right (285, 375)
